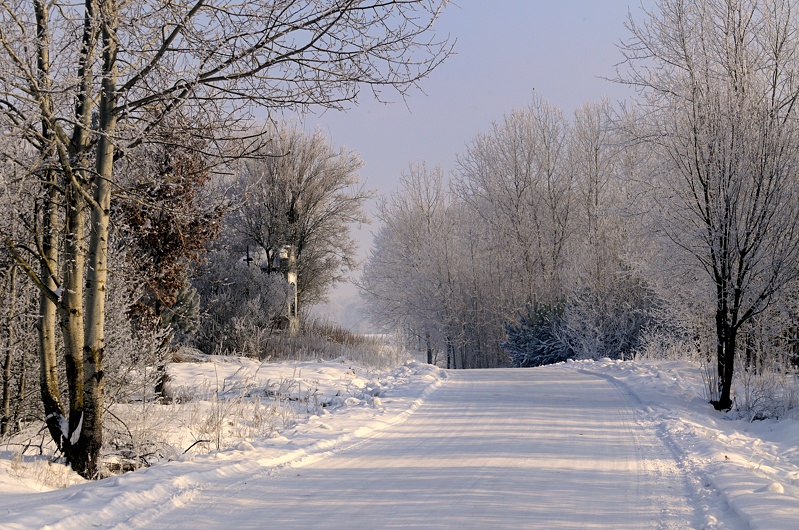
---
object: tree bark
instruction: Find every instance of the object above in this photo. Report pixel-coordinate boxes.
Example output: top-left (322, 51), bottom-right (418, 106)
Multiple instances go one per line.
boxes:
top-left (38, 170), bottom-right (67, 448)
top-left (60, 184), bottom-right (86, 466)
top-left (713, 307), bottom-right (736, 410)
top-left (425, 332), bottom-right (433, 365)
top-left (1, 267), bottom-right (16, 436)
top-left (59, 0), bottom-right (119, 478)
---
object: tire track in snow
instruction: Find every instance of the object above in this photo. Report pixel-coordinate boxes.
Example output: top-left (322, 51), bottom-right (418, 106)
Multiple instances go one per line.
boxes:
top-left (141, 367), bottom-right (697, 529)
top-left (577, 364), bottom-right (748, 530)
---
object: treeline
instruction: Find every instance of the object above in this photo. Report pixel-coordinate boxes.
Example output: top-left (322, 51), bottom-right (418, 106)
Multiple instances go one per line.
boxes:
top-left (361, 98), bottom-right (657, 369)
top-left (363, 0), bottom-right (799, 414)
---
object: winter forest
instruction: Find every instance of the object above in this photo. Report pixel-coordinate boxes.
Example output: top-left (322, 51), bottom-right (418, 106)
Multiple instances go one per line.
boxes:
top-left (364, 0), bottom-right (799, 414)
top-left (2, 0), bottom-right (799, 490)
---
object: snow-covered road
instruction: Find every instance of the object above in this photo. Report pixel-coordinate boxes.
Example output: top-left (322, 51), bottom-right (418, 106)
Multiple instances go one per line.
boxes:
top-left (140, 367), bottom-right (695, 529)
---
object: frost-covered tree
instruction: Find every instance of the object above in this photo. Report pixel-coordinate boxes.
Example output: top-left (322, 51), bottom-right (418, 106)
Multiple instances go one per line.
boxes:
top-left (568, 100), bottom-right (628, 288)
top-left (445, 98), bottom-right (575, 367)
top-left (363, 161), bottom-right (513, 369)
top-left (365, 96), bottom-right (667, 368)
top-left (233, 126), bottom-right (370, 307)
top-left (361, 163), bottom-right (455, 364)
top-left (620, 0), bottom-right (799, 409)
top-left (554, 99), bottom-right (658, 361)
top-left (456, 96), bottom-right (572, 307)
top-left (0, 0), bottom-right (451, 477)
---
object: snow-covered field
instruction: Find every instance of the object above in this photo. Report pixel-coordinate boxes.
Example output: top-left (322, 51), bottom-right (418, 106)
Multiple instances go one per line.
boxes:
top-left (1, 357), bottom-right (799, 528)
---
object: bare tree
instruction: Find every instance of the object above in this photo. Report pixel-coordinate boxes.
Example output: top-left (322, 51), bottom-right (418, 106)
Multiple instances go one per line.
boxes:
top-left (362, 163), bottom-right (508, 368)
top-left (554, 99), bottom-right (658, 361)
top-left (363, 97), bottom-right (671, 369)
top-left (568, 99), bottom-right (627, 289)
top-left (0, 0), bottom-right (451, 477)
top-left (362, 163), bottom-right (455, 365)
top-left (620, 0), bottom-right (799, 409)
top-left (455, 96), bottom-right (572, 308)
top-left (234, 126), bottom-right (371, 307)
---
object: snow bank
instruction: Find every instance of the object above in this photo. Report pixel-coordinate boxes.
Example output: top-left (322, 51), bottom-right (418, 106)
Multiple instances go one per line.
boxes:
top-left (572, 359), bottom-right (799, 529)
top-left (0, 359), bottom-right (444, 529)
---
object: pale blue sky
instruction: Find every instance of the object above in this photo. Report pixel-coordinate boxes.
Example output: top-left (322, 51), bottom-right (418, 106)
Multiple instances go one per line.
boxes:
top-left (306, 0), bottom-right (651, 197)
top-left (305, 0), bottom-right (654, 322)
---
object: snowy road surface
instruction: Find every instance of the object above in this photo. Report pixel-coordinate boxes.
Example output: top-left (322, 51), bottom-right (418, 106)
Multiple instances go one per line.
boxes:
top-left (138, 367), bottom-right (694, 529)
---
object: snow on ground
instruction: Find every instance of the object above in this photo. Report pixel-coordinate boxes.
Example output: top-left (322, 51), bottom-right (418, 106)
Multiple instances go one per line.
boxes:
top-left (0, 357), bottom-right (798, 528)
top-left (575, 359), bottom-right (799, 529)
top-left (0, 358), bottom-right (444, 528)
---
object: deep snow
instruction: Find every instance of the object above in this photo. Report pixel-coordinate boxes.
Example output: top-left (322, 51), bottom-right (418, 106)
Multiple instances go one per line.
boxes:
top-left (1, 358), bottom-right (798, 529)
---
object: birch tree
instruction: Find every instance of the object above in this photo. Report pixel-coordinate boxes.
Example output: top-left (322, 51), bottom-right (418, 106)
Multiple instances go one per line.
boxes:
top-left (0, 0), bottom-right (450, 477)
top-left (620, 0), bottom-right (799, 409)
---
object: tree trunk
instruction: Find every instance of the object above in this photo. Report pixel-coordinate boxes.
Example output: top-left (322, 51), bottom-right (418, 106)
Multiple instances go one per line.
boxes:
top-left (1, 267), bottom-right (15, 436)
top-left (12, 347), bottom-right (27, 434)
top-left (721, 332), bottom-right (736, 409)
top-left (39, 171), bottom-right (67, 448)
top-left (1, 331), bottom-right (11, 437)
top-left (36, 295), bottom-right (61, 444)
top-left (66, 0), bottom-right (120, 477)
top-left (425, 332), bottom-right (433, 365)
top-left (60, 183), bottom-right (86, 468)
top-left (713, 306), bottom-right (736, 411)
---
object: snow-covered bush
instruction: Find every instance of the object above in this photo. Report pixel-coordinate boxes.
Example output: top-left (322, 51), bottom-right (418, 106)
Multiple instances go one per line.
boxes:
top-left (729, 314), bottom-right (799, 420)
top-left (501, 272), bottom-right (662, 366)
top-left (634, 304), bottom-right (701, 362)
top-left (559, 272), bottom-right (659, 361)
top-left (733, 361), bottom-right (799, 421)
top-left (192, 249), bottom-right (291, 357)
top-left (636, 328), bottom-right (699, 362)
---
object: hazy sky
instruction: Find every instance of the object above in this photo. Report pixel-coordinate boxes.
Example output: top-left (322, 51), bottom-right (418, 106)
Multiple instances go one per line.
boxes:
top-left (304, 0), bottom-right (654, 321)
top-left (307, 1), bottom-right (650, 195)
